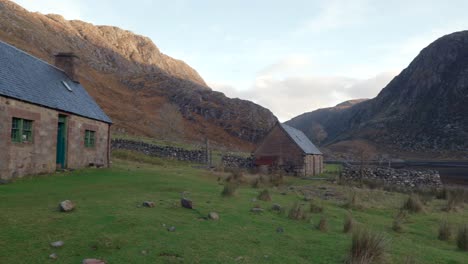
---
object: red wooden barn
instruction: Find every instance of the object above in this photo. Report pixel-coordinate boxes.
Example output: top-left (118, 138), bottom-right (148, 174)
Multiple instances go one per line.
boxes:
top-left (254, 122), bottom-right (323, 176)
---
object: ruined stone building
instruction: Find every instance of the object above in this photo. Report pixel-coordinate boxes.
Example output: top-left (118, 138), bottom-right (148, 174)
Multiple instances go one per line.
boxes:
top-left (254, 122), bottom-right (323, 176)
top-left (0, 41), bottom-right (112, 180)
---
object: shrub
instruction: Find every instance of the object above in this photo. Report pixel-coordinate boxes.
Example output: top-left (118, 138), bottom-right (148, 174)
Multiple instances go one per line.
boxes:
top-left (348, 228), bottom-right (388, 264)
top-left (310, 200), bottom-right (324, 213)
top-left (401, 195), bottom-right (424, 213)
top-left (221, 182), bottom-right (238, 197)
top-left (288, 202), bottom-right (308, 221)
top-left (317, 217), bottom-right (328, 232)
top-left (438, 221), bottom-right (451, 241)
top-left (343, 213), bottom-right (355, 233)
top-left (456, 225), bottom-right (468, 251)
top-left (257, 189), bottom-right (272, 201)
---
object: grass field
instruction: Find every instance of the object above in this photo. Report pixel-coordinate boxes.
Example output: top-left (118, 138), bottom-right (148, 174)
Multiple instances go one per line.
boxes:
top-left (0, 153), bottom-right (467, 263)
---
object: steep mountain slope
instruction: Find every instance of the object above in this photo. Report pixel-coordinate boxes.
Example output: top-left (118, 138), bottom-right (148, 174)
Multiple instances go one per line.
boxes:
top-left (287, 31), bottom-right (468, 158)
top-left (0, 0), bottom-right (276, 150)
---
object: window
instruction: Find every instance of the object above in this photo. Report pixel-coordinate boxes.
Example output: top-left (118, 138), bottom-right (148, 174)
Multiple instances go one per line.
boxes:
top-left (11, 118), bottom-right (33, 143)
top-left (84, 130), bottom-right (96, 148)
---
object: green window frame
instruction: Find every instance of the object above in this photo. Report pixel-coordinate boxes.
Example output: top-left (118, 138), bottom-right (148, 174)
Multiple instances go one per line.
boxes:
top-left (11, 117), bottom-right (33, 143)
top-left (84, 130), bottom-right (96, 148)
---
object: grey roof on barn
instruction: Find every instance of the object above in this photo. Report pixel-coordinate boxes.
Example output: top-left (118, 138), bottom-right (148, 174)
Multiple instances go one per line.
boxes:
top-left (0, 41), bottom-right (112, 123)
top-left (280, 123), bottom-right (322, 155)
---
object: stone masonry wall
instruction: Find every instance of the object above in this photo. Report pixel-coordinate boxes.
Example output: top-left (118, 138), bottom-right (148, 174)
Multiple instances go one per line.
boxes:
top-left (340, 165), bottom-right (443, 189)
top-left (111, 139), bottom-right (206, 163)
top-left (0, 96), bottom-right (110, 180)
top-left (221, 155), bottom-right (254, 168)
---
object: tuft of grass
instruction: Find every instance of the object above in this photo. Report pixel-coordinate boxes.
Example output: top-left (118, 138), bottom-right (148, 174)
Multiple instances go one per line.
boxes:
top-left (401, 194), bottom-right (424, 213)
top-left (251, 178), bottom-right (261, 189)
top-left (392, 210), bottom-right (407, 233)
top-left (444, 188), bottom-right (467, 212)
top-left (226, 168), bottom-right (245, 183)
top-left (288, 202), bottom-right (308, 221)
top-left (347, 228), bottom-right (388, 264)
top-left (221, 182), bottom-right (238, 197)
top-left (344, 191), bottom-right (363, 210)
top-left (317, 217), bottom-right (328, 232)
top-left (257, 189), bottom-right (272, 201)
top-left (344, 213), bottom-right (355, 233)
top-left (438, 221), bottom-right (452, 241)
top-left (310, 200), bottom-right (324, 213)
top-left (456, 225), bottom-right (468, 251)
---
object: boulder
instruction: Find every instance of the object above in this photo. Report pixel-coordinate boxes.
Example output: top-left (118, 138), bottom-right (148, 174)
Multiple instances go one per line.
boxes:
top-left (59, 200), bottom-right (75, 212)
top-left (208, 212), bottom-right (219, 220)
top-left (271, 204), bottom-right (282, 211)
top-left (82, 259), bottom-right (106, 264)
top-left (50, 241), bottom-right (64, 248)
top-left (143, 201), bottom-right (155, 208)
top-left (181, 198), bottom-right (193, 209)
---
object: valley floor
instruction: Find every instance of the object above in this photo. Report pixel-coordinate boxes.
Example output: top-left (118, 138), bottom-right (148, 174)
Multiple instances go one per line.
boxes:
top-left (0, 154), bottom-right (467, 263)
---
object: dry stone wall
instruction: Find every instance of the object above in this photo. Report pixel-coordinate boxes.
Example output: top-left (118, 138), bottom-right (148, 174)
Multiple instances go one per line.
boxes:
top-left (340, 165), bottom-right (443, 188)
top-left (111, 139), bottom-right (206, 163)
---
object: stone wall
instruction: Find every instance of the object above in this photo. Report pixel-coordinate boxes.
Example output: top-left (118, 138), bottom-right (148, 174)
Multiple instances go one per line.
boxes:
top-left (111, 139), bottom-right (206, 163)
top-left (221, 155), bottom-right (254, 168)
top-left (0, 96), bottom-right (111, 180)
top-left (340, 165), bottom-right (443, 188)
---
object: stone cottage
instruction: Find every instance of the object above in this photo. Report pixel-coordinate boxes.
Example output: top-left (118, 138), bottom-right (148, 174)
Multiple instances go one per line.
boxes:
top-left (254, 122), bottom-right (323, 176)
top-left (0, 41), bottom-right (112, 180)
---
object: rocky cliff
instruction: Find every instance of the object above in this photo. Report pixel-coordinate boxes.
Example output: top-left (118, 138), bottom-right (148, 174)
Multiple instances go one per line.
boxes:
top-left (287, 31), bottom-right (468, 158)
top-left (0, 0), bottom-right (277, 150)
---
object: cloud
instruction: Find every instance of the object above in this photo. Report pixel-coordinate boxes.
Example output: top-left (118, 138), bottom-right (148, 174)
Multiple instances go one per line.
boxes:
top-left (12, 0), bottom-right (83, 20)
top-left (211, 70), bottom-right (396, 122)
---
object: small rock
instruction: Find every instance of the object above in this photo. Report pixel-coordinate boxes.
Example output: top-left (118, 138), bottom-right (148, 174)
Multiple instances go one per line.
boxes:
top-left (82, 259), bottom-right (106, 264)
top-left (143, 201), bottom-right (155, 208)
top-left (49, 253), bottom-right (58, 260)
top-left (251, 208), bottom-right (264, 213)
top-left (59, 200), bottom-right (75, 212)
top-left (251, 198), bottom-right (257, 202)
top-left (167, 226), bottom-right (176, 232)
top-left (181, 198), bottom-right (193, 209)
top-left (271, 204), bottom-right (282, 211)
top-left (276, 227), bottom-right (284, 233)
top-left (235, 256), bottom-right (244, 262)
top-left (208, 212), bottom-right (219, 220)
top-left (50, 241), bottom-right (64, 248)
top-left (141, 250), bottom-right (148, 255)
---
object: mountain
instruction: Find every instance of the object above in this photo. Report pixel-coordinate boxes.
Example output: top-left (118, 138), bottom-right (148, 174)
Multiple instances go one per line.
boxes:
top-left (0, 0), bottom-right (276, 150)
top-left (287, 31), bottom-right (468, 159)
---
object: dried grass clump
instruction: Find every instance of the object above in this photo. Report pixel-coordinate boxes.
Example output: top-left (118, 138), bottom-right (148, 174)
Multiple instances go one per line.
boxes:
top-left (257, 189), bottom-right (272, 201)
top-left (221, 182), bottom-right (238, 197)
top-left (270, 172), bottom-right (285, 187)
top-left (444, 188), bottom-right (467, 212)
top-left (347, 228), bottom-right (388, 264)
top-left (310, 200), bottom-right (324, 213)
top-left (226, 168), bottom-right (245, 183)
top-left (438, 221), bottom-right (452, 241)
top-left (344, 191), bottom-right (363, 210)
top-left (456, 225), bottom-right (468, 251)
top-left (288, 202), bottom-right (308, 221)
top-left (392, 210), bottom-right (407, 233)
top-left (401, 194), bottom-right (424, 213)
top-left (344, 213), bottom-right (355, 233)
top-left (317, 217), bottom-right (328, 232)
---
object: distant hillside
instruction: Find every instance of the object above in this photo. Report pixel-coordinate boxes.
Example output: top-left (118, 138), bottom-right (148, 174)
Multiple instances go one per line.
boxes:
top-left (0, 0), bottom-right (277, 151)
top-left (287, 31), bottom-right (468, 159)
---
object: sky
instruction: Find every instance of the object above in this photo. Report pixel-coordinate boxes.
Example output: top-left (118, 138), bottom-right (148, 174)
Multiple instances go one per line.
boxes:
top-left (13, 0), bottom-right (468, 121)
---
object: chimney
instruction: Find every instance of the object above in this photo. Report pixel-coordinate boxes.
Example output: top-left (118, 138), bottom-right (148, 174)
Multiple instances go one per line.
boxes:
top-left (54, 52), bottom-right (79, 82)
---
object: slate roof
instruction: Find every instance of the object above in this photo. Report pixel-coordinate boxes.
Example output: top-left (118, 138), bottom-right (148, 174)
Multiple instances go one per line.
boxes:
top-left (0, 41), bottom-right (112, 123)
top-left (280, 123), bottom-right (322, 155)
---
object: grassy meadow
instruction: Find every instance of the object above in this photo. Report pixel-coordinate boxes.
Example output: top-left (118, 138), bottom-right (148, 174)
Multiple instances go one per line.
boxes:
top-left (0, 151), bottom-right (467, 263)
